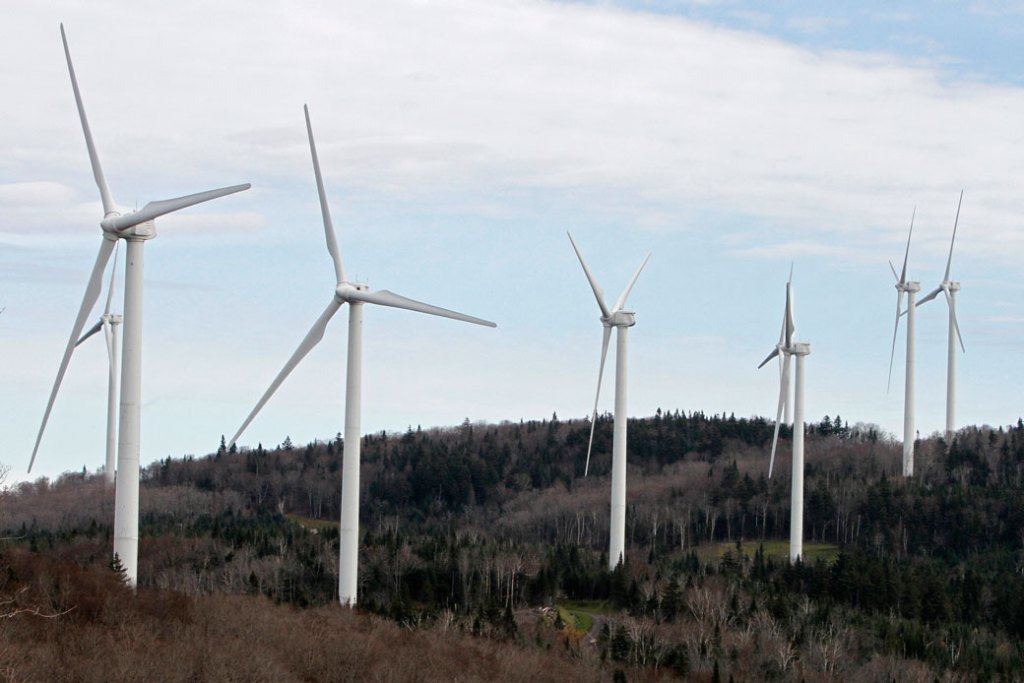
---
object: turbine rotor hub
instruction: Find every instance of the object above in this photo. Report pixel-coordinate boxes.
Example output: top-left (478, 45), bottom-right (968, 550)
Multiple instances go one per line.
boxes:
top-left (100, 216), bottom-right (156, 240)
top-left (335, 281), bottom-right (368, 301)
top-left (99, 214), bottom-right (122, 239)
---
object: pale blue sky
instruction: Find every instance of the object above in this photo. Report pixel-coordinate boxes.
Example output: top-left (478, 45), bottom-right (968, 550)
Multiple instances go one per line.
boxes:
top-left (609, 0), bottom-right (1024, 83)
top-left (2, 1), bottom-right (1022, 484)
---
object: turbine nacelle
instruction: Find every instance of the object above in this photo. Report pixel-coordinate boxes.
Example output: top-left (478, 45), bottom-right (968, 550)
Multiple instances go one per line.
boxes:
top-left (895, 281), bottom-right (920, 294)
top-left (602, 311), bottom-right (636, 328)
top-left (335, 282), bottom-right (369, 301)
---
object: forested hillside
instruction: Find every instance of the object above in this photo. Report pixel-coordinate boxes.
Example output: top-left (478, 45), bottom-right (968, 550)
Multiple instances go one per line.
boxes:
top-left (4, 411), bottom-right (1024, 681)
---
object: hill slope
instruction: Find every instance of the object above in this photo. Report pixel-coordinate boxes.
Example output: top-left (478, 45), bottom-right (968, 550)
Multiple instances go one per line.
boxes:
top-left (4, 412), bottom-right (1024, 680)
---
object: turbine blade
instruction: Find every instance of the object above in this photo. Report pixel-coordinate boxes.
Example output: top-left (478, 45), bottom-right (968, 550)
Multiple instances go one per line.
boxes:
top-left (102, 184), bottom-right (250, 232)
top-left (769, 354), bottom-right (791, 478)
top-left (757, 346), bottom-right (780, 370)
top-left (611, 251), bottom-right (651, 312)
top-left (916, 285), bottom-right (942, 307)
top-left (29, 237), bottom-right (117, 471)
top-left (61, 24), bottom-right (114, 216)
top-left (888, 260), bottom-right (899, 282)
top-left (230, 299), bottom-right (343, 446)
top-left (944, 288), bottom-right (966, 353)
top-left (567, 231), bottom-right (611, 319)
top-left (346, 288), bottom-right (496, 327)
top-left (103, 241), bottom-right (119, 315)
top-left (899, 207), bottom-right (915, 284)
top-left (304, 105), bottom-right (346, 284)
top-left (784, 280), bottom-right (795, 347)
top-left (584, 325), bottom-right (612, 477)
top-left (75, 319), bottom-right (103, 347)
top-left (774, 314), bottom-right (785, 377)
top-left (103, 320), bottom-right (115, 370)
top-left (886, 290), bottom-right (904, 394)
top-left (944, 190), bottom-right (963, 282)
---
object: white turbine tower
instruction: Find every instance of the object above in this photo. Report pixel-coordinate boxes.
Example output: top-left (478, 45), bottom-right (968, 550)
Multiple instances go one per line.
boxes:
top-left (74, 243), bottom-right (122, 486)
top-left (567, 231), bottom-right (650, 570)
top-left (887, 209), bottom-right (918, 477)
top-left (917, 191), bottom-right (965, 441)
top-left (230, 106), bottom-right (495, 606)
top-left (30, 24), bottom-right (250, 585)
top-left (758, 270), bottom-right (809, 563)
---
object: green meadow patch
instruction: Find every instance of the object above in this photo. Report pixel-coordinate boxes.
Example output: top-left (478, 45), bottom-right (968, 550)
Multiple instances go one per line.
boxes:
top-left (285, 513), bottom-right (338, 532)
top-left (556, 600), bottom-right (611, 634)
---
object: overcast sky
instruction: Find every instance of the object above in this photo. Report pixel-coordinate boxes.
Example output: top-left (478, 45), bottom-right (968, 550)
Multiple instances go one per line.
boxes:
top-left (2, 1), bottom-right (1023, 484)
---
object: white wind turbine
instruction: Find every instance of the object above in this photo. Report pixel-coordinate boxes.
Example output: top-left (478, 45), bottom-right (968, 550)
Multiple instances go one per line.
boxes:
top-left (567, 231), bottom-right (650, 570)
top-left (230, 105), bottom-right (496, 606)
top-left (29, 24), bottom-right (250, 585)
top-left (887, 209), bottom-right (919, 477)
top-left (74, 242), bottom-right (122, 486)
top-left (758, 270), bottom-right (810, 563)
top-left (916, 191), bottom-right (965, 441)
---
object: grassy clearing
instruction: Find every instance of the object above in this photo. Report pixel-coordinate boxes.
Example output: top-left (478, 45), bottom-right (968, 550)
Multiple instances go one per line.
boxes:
top-left (557, 600), bottom-right (611, 634)
top-left (285, 513), bottom-right (338, 531)
top-left (560, 599), bottom-right (612, 615)
top-left (712, 540), bottom-right (840, 564)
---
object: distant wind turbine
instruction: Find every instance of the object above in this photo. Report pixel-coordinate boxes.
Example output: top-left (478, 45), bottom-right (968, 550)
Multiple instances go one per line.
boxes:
top-left (230, 105), bottom-right (495, 606)
top-left (758, 269), bottom-right (810, 563)
top-left (916, 191), bottom-right (965, 441)
top-left (567, 231), bottom-right (650, 570)
top-left (74, 242), bottom-right (122, 486)
top-left (887, 208), bottom-right (919, 477)
top-left (30, 24), bottom-right (250, 585)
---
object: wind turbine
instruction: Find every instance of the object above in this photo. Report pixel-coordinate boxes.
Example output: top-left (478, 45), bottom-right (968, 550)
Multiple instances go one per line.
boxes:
top-left (74, 243), bottom-right (122, 486)
top-left (758, 270), bottom-right (810, 563)
top-left (917, 191), bottom-right (965, 441)
top-left (30, 24), bottom-right (250, 585)
top-left (230, 105), bottom-right (495, 606)
top-left (887, 208), bottom-right (919, 477)
top-left (567, 231), bottom-right (650, 570)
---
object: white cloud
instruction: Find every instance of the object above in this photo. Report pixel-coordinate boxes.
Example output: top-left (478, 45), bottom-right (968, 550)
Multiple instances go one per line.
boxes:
top-left (0, 181), bottom-right (77, 205)
top-left (2, 0), bottom-right (1022, 262)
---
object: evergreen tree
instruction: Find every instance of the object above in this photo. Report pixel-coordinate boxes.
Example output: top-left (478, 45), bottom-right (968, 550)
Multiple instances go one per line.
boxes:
top-left (110, 553), bottom-right (128, 584)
